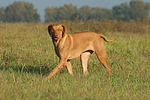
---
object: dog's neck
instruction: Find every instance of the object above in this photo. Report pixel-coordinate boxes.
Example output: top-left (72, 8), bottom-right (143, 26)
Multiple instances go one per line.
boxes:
top-left (52, 38), bottom-right (60, 47)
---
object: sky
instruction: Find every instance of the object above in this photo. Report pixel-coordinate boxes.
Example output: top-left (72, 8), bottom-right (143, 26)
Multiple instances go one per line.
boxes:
top-left (0, 0), bottom-right (150, 22)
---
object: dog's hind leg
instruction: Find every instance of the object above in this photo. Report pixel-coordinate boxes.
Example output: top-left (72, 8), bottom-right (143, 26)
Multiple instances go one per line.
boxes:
top-left (66, 60), bottom-right (73, 75)
top-left (94, 42), bottom-right (112, 73)
top-left (80, 51), bottom-right (93, 75)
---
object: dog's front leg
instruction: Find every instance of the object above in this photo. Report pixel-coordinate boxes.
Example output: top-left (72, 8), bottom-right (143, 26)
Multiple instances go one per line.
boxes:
top-left (46, 59), bottom-right (66, 79)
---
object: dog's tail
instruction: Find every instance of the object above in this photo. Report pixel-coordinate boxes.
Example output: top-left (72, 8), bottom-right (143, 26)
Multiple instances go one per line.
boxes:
top-left (99, 34), bottom-right (116, 42)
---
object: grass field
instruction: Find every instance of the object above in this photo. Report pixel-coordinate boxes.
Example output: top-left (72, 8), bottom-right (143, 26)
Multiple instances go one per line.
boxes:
top-left (0, 21), bottom-right (150, 100)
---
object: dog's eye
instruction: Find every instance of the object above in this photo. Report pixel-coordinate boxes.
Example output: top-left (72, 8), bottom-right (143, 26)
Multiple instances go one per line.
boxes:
top-left (51, 29), bottom-right (54, 32)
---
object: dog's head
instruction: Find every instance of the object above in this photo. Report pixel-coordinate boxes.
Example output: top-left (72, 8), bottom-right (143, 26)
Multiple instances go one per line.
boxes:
top-left (48, 24), bottom-right (66, 41)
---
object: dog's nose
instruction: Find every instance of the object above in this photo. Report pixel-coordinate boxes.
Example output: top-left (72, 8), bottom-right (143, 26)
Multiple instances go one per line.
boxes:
top-left (54, 33), bottom-right (58, 37)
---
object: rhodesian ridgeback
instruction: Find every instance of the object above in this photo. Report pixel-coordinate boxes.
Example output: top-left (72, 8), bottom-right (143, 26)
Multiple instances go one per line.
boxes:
top-left (46, 24), bottom-right (116, 79)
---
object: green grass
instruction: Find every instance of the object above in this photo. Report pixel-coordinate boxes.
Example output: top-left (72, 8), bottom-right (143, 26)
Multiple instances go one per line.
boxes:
top-left (0, 22), bottom-right (150, 100)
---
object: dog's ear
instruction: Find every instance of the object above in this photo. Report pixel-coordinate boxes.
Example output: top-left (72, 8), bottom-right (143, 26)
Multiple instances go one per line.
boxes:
top-left (62, 25), bottom-right (66, 38)
top-left (48, 24), bottom-right (52, 34)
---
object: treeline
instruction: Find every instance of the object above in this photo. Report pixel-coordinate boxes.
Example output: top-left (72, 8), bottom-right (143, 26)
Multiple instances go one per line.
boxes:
top-left (45, 0), bottom-right (150, 22)
top-left (0, 1), bottom-right (40, 22)
top-left (0, 0), bottom-right (150, 23)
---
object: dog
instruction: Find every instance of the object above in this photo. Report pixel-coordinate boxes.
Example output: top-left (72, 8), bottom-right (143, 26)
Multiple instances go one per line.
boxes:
top-left (46, 24), bottom-right (116, 79)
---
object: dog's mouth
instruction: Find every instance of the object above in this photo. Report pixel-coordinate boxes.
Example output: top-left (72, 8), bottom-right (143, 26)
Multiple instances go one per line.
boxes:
top-left (53, 36), bottom-right (59, 41)
top-left (52, 33), bottom-right (59, 41)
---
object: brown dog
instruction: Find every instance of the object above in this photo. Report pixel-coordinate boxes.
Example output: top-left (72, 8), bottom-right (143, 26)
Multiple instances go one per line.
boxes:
top-left (46, 24), bottom-right (116, 79)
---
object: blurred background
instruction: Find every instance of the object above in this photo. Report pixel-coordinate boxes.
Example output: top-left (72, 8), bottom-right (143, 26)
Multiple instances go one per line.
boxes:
top-left (0, 0), bottom-right (150, 23)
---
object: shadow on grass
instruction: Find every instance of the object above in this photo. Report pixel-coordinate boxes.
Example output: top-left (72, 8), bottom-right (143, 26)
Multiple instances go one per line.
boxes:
top-left (0, 64), bottom-right (54, 76)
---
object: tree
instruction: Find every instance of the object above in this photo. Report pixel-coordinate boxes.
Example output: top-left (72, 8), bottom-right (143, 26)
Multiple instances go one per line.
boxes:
top-left (58, 4), bottom-right (77, 20)
top-left (0, 6), bottom-right (5, 22)
top-left (5, 1), bottom-right (40, 22)
top-left (44, 0), bottom-right (150, 22)
top-left (112, 3), bottom-right (131, 21)
top-left (75, 5), bottom-right (92, 21)
top-left (144, 2), bottom-right (150, 12)
top-left (45, 7), bottom-right (59, 22)
top-left (45, 4), bottom-right (77, 22)
top-left (90, 7), bottom-right (113, 20)
top-left (130, 0), bottom-right (149, 20)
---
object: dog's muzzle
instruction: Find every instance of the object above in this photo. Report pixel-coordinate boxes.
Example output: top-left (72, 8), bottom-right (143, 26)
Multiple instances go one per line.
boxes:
top-left (53, 33), bottom-right (59, 41)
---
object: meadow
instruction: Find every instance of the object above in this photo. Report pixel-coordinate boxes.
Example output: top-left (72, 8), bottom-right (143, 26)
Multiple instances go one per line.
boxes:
top-left (0, 20), bottom-right (150, 100)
